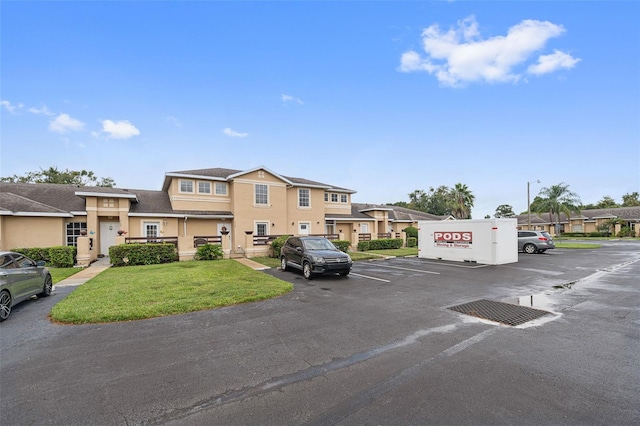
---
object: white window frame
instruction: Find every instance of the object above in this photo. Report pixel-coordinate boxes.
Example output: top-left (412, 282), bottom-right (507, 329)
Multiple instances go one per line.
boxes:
top-left (215, 182), bottom-right (228, 195)
top-left (299, 188), bottom-right (310, 208)
top-left (255, 183), bottom-right (268, 205)
top-left (324, 193), bottom-right (329, 202)
top-left (331, 193), bottom-right (338, 203)
top-left (143, 222), bottom-right (160, 242)
top-left (179, 179), bottom-right (194, 193)
top-left (102, 198), bottom-right (115, 208)
top-left (361, 223), bottom-right (369, 233)
top-left (340, 194), bottom-right (348, 203)
top-left (256, 222), bottom-right (269, 236)
top-left (198, 181), bottom-right (211, 194)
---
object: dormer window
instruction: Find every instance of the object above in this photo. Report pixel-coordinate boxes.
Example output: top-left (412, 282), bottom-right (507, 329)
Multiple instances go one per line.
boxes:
top-left (180, 180), bottom-right (194, 193)
top-left (341, 194), bottom-right (348, 203)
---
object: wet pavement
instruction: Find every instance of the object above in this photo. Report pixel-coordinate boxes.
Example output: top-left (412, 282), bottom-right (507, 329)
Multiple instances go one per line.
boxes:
top-left (1, 241), bottom-right (639, 425)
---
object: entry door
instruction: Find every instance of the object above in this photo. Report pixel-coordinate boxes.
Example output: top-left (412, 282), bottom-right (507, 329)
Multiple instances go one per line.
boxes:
top-left (299, 222), bottom-right (310, 235)
top-left (100, 221), bottom-right (119, 256)
top-left (217, 222), bottom-right (231, 247)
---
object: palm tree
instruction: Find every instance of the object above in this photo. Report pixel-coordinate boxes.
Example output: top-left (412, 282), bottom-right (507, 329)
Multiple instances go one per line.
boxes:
top-left (535, 183), bottom-right (581, 235)
top-left (449, 183), bottom-right (475, 219)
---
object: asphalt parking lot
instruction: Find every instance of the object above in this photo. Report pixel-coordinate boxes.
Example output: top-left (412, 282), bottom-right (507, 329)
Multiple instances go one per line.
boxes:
top-left (1, 241), bottom-right (639, 425)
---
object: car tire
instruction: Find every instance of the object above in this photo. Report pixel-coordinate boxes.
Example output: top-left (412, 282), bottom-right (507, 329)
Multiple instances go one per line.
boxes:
top-left (0, 290), bottom-right (11, 322)
top-left (303, 262), bottom-right (313, 280)
top-left (281, 257), bottom-right (290, 272)
top-left (39, 274), bottom-right (53, 297)
top-left (523, 243), bottom-right (537, 254)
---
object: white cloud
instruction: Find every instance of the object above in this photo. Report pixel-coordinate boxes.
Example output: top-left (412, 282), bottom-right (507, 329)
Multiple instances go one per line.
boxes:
top-left (101, 119), bottom-right (140, 139)
top-left (223, 127), bottom-right (249, 138)
top-left (399, 16), bottom-right (579, 87)
top-left (281, 94), bottom-right (304, 105)
top-left (49, 113), bottom-right (85, 133)
top-left (1, 100), bottom-right (24, 113)
top-left (528, 49), bottom-right (581, 75)
top-left (28, 105), bottom-right (55, 116)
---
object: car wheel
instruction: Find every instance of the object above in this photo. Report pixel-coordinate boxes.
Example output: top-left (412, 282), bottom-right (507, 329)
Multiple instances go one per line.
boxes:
top-left (0, 290), bottom-right (11, 322)
top-left (39, 274), bottom-right (53, 297)
top-left (281, 257), bottom-right (290, 272)
top-left (303, 262), bottom-right (313, 280)
top-left (523, 243), bottom-right (537, 254)
top-left (339, 271), bottom-right (350, 277)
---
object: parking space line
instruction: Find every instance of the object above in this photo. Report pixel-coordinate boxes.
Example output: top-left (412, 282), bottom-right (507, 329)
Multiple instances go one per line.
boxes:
top-left (349, 273), bottom-right (391, 282)
top-left (407, 259), bottom-right (490, 269)
top-left (360, 263), bottom-right (440, 275)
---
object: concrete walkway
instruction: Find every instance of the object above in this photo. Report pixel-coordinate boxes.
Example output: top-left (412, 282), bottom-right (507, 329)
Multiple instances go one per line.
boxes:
top-left (55, 256), bottom-right (271, 288)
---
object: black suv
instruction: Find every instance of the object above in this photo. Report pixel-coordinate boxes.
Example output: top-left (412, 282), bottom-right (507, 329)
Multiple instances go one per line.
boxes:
top-left (280, 236), bottom-right (352, 279)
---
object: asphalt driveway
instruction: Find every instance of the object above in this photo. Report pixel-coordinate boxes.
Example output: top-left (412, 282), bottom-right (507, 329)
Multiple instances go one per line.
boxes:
top-left (1, 241), bottom-right (639, 425)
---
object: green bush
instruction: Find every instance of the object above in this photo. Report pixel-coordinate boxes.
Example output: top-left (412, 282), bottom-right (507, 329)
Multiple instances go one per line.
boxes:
top-left (195, 244), bottom-right (224, 260)
top-left (357, 241), bottom-right (370, 251)
top-left (109, 244), bottom-right (178, 267)
top-left (11, 246), bottom-right (76, 267)
top-left (48, 246), bottom-right (76, 267)
top-left (617, 227), bottom-right (634, 237)
top-left (588, 232), bottom-right (604, 237)
top-left (407, 237), bottom-right (417, 248)
top-left (333, 240), bottom-right (351, 252)
top-left (270, 235), bottom-right (291, 258)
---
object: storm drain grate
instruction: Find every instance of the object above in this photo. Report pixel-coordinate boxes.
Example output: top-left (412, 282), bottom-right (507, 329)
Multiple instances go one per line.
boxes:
top-left (448, 299), bottom-right (552, 326)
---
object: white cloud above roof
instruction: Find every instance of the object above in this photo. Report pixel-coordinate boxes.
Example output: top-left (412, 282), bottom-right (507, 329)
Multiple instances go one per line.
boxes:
top-left (281, 94), bottom-right (304, 105)
top-left (101, 119), bottom-right (140, 139)
top-left (49, 113), bottom-right (85, 133)
top-left (399, 16), bottom-right (580, 87)
top-left (223, 127), bottom-right (249, 138)
top-left (28, 105), bottom-right (55, 116)
top-left (1, 100), bottom-right (24, 113)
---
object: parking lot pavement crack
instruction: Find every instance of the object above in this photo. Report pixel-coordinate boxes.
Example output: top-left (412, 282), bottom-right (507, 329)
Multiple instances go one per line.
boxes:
top-left (140, 323), bottom-right (475, 424)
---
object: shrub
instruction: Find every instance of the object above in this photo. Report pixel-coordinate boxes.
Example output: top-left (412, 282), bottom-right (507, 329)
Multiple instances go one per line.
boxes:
top-left (589, 232), bottom-right (604, 237)
top-left (404, 226), bottom-right (418, 244)
top-left (195, 244), bottom-right (224, 260)
top-left (407, 237), bottom-right (417, 248)
top-left (109, 244), bottom-right (178, 267)
top-left (617, 227), bottom-right (634, 237)
top-left (333, 240), bottom-right (351, 252)
top-left (11, 246), bottom-right (76, 267)
top-left (270, 235), bottom-right (291, 258)
top-left (357, 241), bottom-right (370, 251)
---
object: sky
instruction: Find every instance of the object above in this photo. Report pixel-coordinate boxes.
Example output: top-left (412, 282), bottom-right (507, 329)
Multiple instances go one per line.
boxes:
top-left (1, 1), bottom-right (639, 218)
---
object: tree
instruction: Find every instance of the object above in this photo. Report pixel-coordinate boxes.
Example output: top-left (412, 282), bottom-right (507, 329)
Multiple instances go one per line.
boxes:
top-left (0, 167), bottom-right (116, 187)
top-left (449, 183), bottom-right (475, 219)
top-left (593, 196), bottom-right (618, 209)
top-left (622, 192), bottom-right (640, 207)
top-left (426, 186), bottom-right (453, 216)
top-left (494, 204), bottom-right (516, 218)
top-left (535, 183), bottom-right (581, 235)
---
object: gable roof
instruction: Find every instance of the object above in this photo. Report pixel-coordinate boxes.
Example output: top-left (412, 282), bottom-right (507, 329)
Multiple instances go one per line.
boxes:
top-left (325, 203), bottom-right (450, 222)
top-left (162, 166), bottom-right (356, 193)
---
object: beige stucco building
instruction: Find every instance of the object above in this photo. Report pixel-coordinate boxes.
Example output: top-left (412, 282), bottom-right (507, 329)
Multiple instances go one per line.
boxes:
top-left (0, 166), bottom-right (446, 265)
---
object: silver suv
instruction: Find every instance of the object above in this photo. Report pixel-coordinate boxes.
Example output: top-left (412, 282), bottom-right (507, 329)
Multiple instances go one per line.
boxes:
top-left (518, 231), bottom-right (555, 254)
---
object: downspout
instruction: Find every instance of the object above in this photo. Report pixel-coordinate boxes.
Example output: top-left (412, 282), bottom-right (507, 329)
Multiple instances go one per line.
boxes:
top-left (183, 216), bottom-right (188, 237)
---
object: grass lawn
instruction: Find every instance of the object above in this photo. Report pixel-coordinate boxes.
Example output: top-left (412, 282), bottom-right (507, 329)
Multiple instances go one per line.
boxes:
top-left (50, 260), bottom-right (293, 324)
top-left (555, 242), bottom-right (602, 249)
top-left (49, 267), bottom-right (82, 284)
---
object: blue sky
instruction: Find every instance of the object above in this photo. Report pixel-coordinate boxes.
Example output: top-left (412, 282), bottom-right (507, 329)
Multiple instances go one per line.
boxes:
top-left (2, 1), bottom-right (639, 218)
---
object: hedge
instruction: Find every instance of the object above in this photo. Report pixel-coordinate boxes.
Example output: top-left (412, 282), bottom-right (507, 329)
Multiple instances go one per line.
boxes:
top-left (332, 240), bottom-right (351, 252)
top-left (11, 246), bottom-right (76, 268)
top-left (109, 244), bottom-right (178, 266)
top-left (357, 238), bottom-right (403, 251)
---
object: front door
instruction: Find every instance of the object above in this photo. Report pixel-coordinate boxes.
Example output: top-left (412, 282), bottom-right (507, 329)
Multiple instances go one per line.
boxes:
top-left (100, 221), bottom-right (119, 256)
top-left (217, 222), bottom-right (231, 247)
top-left (299, 222), bottom-right (310, 236)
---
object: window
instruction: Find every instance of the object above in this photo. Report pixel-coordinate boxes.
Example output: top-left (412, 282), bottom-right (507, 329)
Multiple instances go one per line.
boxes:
top-left (299, 222), bottom-right (310, 235)
top-left (324, 193), bottom-right (329, 202)
top-left (340, 194), bottom-right (348, 203)
top-left (0, 255), bottom-right (16, 269)
top-left (66, 222), bottom-right (87, 246)
top-left (198, 181), bottom-right (211, 194)
top-left (102, 198), bottom-right (115, 207)
top-left (180, 180), bottom-right (194, 193)
top-left (144, 222), bottom-right (160, 242)
top-left (572, 225), bottom-right (584, 233)
top-left (331, 193), bottom-right (338, 202)
top-left (256, 222), bottom-right (268, 236)
top-left (255, 184), bottom-right (268, 205)
top-left (361, 223), bottom-right (369, 233)
top-left (215, 182), bottom-right (227, 195)
top-left (299, 189), bottom-right (310, 207)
